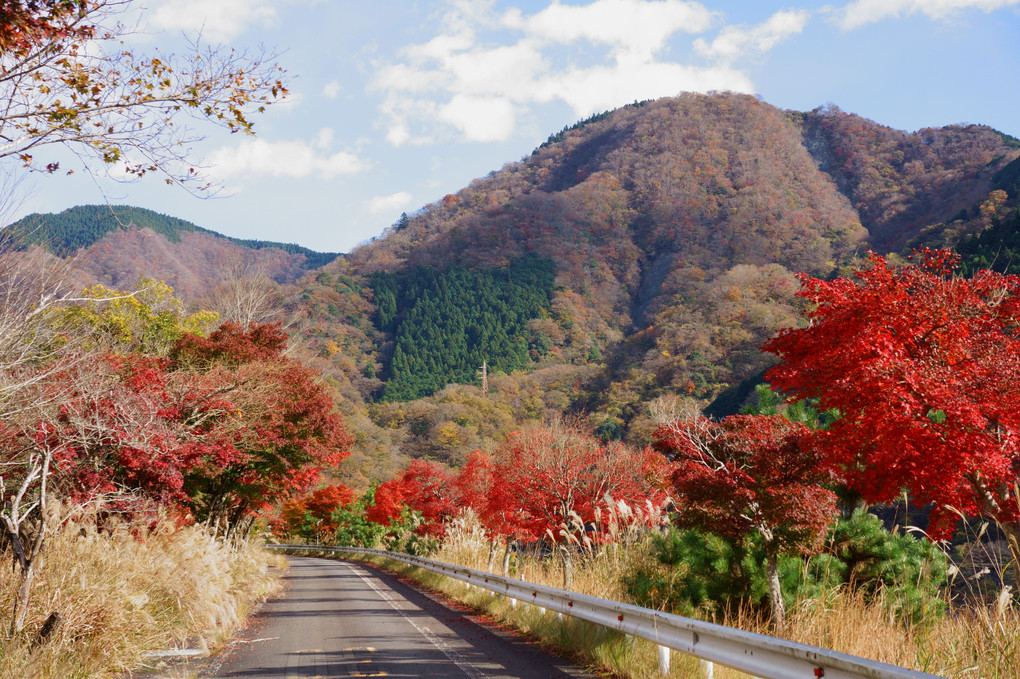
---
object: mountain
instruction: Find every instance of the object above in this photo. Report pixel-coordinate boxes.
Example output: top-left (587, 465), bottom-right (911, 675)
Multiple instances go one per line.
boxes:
top-left (795, 105), bottom-right (1020, 251)
top-left (3, 205), bottom-right (340, 299)
top-left (279, 93), bottom-right (1019, 483)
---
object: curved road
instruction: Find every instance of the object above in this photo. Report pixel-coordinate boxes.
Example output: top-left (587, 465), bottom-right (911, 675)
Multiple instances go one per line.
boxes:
top-left (201, 556), bottom-right (593, 679)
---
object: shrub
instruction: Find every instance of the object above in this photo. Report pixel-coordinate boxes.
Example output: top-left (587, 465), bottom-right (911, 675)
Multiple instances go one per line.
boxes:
top-left (331, 494), bottom-right (386, 548)
top-left (805, 509), bottom-right (949, 623)
top-left (625, 511), bottom-right (949, 623)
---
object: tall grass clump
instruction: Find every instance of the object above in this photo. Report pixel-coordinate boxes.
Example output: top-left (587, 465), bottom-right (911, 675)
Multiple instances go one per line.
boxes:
top-left (0, 507), bottom-right (282, 679)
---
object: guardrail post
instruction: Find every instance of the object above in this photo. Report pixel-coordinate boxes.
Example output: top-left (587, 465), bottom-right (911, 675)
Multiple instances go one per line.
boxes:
top-left (700, 659), bottom-right (714, 679)
top-left (658, 644), bottom-right (670, 674)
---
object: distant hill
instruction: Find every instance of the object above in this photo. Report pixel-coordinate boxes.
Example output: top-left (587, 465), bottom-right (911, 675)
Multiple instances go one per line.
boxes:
top-left (4, 204), bottom-right (340, 268)
top-left (2, 205), bottom-right (340, 300)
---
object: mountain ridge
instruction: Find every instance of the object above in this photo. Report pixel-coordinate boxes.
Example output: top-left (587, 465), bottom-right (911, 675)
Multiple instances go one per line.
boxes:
top-left (4, 204), bottom-right (340, 266)
top-left (3, 204), bottom-right (341, 300)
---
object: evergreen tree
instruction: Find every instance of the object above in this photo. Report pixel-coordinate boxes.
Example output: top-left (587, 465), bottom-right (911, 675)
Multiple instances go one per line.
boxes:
top-left (373, 255), bottom-right (555, 401)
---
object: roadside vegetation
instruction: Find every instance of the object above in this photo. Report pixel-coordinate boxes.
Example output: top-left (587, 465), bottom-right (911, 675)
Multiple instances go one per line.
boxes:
top-left (0, 511), bottom-right (282, 679)
top-left (0, 253), bottom-right (344, 674)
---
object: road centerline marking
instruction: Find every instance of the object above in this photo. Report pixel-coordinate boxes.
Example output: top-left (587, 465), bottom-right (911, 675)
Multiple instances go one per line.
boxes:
top-left (342, 562), bottom-right (489, 679)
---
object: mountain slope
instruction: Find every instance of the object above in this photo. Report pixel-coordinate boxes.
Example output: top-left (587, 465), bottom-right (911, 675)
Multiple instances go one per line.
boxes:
top-left (796, 105), bottom-right (1019, 251)
top-left (285, 93), bottom-right (1020, 475)
top-left (3, 205), bottom-right (340, 299)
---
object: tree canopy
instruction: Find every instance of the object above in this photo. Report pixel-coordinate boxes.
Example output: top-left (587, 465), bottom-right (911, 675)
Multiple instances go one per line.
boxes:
top-left (0, 0), bottom-right (285, 190)
top-left (373, 255), bottom-right (556, 401)
top-left (654, 413), bottom-right (839, 626)
top-left (764, 249), bottom-right (1020, 564)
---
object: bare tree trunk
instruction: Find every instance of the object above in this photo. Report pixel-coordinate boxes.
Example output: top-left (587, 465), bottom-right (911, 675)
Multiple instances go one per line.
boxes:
top-left (502, 539), bottom-right (513, 577)
top-left (561, 546), bottom-right (573, 590)
top-left (487, 540), bottom-right (497, 572)
top-left (765, 548), bottom-right (785, 630)
top-left (6, 509), bottom-right (48, 634)
top-left (3, 449), bottom-right (53, 635)
top-left (12, 557), bottom-right (38, 634)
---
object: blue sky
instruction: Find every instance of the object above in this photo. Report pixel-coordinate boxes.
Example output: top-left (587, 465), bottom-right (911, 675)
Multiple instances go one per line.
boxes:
top-left (12, 0), bottom-right (1020, 253)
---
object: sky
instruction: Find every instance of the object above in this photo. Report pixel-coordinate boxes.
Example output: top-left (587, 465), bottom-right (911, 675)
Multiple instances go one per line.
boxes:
top-left (10, 0), bottom-right (1020, 254)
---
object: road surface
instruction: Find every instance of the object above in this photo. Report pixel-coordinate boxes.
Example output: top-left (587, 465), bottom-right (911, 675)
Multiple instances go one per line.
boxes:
top-left (202, 555), bottom-right (593, 678)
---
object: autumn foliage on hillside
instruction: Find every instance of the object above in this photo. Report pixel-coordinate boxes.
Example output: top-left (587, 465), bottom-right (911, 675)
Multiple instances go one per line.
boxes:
top-left (284, 94), bottom-right (1017, 478)
top-left (797, 105), bottom-right (1019, 251)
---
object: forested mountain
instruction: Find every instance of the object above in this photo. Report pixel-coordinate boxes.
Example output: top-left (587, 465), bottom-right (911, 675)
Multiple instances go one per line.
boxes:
top-left (6, 204), bottom-right (339, 266)
top-left (2, 205), bottom-right (340, 298)
top-left (796, 107), bottom-right (1018, 250)
top-left (284, 93), bottom-right (1018, 482)
top-left (12, 94), bottom-right (1018, 486)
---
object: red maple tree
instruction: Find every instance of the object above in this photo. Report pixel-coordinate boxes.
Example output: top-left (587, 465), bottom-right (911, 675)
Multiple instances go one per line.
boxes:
top-left (397, 459), bottom-right (457, 538)
top-left (654, 414), bottom-right (839, 626)
top-left (365, 478), bottom-right (407, 527)
top-left (364, 460), bottom-right (456, 538)
top-left (453, 449), bottom-right (537, 574)
top-left (764, 249), bottom-right (1020, 565)
top-left (304, 484), bottom-right (355, 533)
top-left (169, 323), bottom-right (352, 532)
top-left (487, 423), bottom-right (667, 587)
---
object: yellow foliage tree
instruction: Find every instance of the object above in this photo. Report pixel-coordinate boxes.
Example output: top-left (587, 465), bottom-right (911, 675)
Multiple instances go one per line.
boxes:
top-left (58, 277), bottom-right (218, 355)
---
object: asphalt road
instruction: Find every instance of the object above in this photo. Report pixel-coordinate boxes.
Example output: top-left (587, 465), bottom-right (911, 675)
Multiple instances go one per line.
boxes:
top-left (202, 555), bottom-right (594, 679)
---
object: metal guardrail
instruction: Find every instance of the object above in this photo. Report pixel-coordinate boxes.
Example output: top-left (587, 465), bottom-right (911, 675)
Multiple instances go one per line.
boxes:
top-left (269, 544), bottom-right (945, 679)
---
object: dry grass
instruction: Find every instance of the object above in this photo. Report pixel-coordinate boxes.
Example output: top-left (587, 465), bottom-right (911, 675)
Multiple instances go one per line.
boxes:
top-left (0, 514), bottom-right (283, 679)
top-left (350, 514), bottom-right (1020, 679)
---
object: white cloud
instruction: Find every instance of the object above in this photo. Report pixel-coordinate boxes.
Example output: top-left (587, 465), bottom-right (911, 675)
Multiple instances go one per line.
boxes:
top-left (379, 97), bottom-right (440, 146)
top-left (149, 0), bottom-right (279, 42)
top-left (548, 62), bottom-right (753, 118)
top-left (206, 137), bottom-right (366, 180)
top-left (366, 192), bottom-right (414, 214)
top-left (694, 10), bottom-right (809, 63)
top-left (371, 0), bottom-right (776, 145)
top-left (439, 95), bottom-right (517, 142)
top-left (508, 0), bottom-right (717, 61)
top-left (834, 0), bottom-right (1020, 30)
top-left (314, 127), bottom-right (335, 149)
top-left (323, 80), bottom-right (342, 99)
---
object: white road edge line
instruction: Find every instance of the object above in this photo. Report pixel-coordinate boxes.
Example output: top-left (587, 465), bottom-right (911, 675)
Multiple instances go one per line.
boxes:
top-left (343, 561), bottom-right (490, 679)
